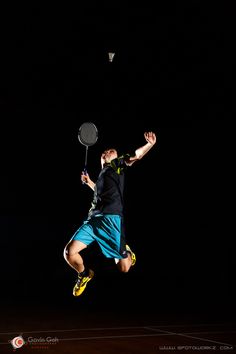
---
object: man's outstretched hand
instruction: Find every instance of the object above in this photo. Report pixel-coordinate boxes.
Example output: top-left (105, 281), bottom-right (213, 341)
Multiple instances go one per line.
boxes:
top-left (144, 132), bottom-right (156, 145)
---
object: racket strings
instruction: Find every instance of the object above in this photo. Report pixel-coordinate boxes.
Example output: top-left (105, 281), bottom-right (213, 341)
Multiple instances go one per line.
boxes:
top-left (78, 122), bottom-right (98, 146)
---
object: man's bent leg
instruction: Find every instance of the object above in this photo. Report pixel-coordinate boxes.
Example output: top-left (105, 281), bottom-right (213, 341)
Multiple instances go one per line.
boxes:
top-left (115, 244), bottom-right (136, 272)
top-left (63, 240), bottom-right (94, 296)
top-left (116, 257), bottom-right (132, 273)
top-left (63, 240), bottom-right (88, 273)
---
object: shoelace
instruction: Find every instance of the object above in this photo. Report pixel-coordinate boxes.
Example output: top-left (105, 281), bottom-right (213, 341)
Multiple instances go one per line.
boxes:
top-left (75, 276), bottom-right (82, 286)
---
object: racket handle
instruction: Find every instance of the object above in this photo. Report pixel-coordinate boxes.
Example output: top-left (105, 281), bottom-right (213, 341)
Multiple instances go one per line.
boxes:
top-left (82, 168), bottom-right (87, 185)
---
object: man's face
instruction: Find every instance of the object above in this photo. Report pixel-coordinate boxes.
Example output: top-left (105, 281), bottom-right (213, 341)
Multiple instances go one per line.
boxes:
top-left (101, 149), bottom-right (118, 166)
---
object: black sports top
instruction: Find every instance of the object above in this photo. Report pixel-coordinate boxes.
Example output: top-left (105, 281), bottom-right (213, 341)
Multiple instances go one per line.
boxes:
top-left (88, 155), bottom-right (130, 218)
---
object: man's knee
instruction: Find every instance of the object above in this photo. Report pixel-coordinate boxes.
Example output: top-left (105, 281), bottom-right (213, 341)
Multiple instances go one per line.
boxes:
top-left (63, 240), bottom-right (87, 259)
top-left (63, 244), bottom-right (69, 260)
top-left (63, 242), bottom-right (75, 260)
top-left (120, 266), bottom-right (130, 273)
top-left (116, 261), bottom-right (131, 273)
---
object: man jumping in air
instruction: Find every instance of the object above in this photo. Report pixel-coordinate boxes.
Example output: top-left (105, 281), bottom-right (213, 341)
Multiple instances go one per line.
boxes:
top-left (64, 131), bottom-right (157, 296)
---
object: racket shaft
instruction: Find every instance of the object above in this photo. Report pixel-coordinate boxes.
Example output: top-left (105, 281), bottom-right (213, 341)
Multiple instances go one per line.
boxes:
top-left (82, 146), bottom-right (88, 184)
top-left (84, 146), bottom-right (88, 169)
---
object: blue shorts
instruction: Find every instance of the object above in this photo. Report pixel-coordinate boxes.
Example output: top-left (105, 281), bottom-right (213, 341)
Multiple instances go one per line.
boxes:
top-left (71, 214), bottom-right (128, 259)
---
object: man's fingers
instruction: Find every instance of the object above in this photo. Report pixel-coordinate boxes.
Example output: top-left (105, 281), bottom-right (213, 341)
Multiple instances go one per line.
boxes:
top-left (144, 132), bottom-right (156, 143)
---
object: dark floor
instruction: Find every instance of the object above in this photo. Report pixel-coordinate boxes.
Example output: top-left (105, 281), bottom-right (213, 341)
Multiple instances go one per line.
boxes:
top-left (1, 297), bottom-right (235, 354)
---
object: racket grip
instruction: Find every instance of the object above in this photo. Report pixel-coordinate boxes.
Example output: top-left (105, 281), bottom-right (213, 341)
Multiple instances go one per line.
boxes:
top-left (82, 168), bottom-right (87, 185)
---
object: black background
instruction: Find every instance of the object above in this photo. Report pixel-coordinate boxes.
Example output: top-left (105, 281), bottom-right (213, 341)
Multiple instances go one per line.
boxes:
top-left (0, 2), bottom-right (235, 321)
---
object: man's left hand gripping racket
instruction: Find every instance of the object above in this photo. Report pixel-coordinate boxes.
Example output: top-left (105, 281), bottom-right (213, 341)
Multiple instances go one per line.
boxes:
top-left (78, 122), bottom-right (98, 183)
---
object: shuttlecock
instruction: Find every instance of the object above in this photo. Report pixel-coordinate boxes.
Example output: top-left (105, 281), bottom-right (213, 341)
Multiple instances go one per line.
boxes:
top-left (108, 52), bottom-right (115, 62)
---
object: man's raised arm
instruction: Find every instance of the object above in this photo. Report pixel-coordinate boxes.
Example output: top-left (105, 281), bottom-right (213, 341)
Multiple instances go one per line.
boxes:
top-left (125, 132), bottom-right (157, 166)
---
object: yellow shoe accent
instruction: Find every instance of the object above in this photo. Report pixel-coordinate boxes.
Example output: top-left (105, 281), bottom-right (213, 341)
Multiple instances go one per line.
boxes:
top-left (73, 269), bottom-right (94, 297)
top-left (126, 244), bottom-right (136, 266)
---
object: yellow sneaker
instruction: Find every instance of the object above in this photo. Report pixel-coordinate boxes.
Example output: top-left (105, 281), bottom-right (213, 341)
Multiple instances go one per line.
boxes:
top-left (73, 269), bottom-right (94, 297)
top-left (126, 244), bottom-right (136, 266)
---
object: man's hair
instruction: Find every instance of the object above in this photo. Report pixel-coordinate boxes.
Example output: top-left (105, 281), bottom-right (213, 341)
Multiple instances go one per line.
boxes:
top-left (102, 148), bottom-right (117, 154)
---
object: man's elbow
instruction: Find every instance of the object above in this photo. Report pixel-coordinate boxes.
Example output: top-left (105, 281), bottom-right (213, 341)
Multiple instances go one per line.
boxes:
top-left (134, 150), bottom-right (143, 160)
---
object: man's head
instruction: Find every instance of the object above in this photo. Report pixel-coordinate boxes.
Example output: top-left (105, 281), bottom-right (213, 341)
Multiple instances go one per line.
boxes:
top-left (101, 148), bottom-right (118, 167)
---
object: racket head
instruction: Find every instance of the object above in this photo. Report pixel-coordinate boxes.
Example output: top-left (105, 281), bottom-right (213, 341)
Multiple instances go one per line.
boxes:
top-left (78, 122), bottom-right (98, 146)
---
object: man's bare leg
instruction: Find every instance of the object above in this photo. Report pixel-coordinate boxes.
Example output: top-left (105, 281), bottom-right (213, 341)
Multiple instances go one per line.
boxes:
top-left (64, 240), bottom-right (88, 273)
